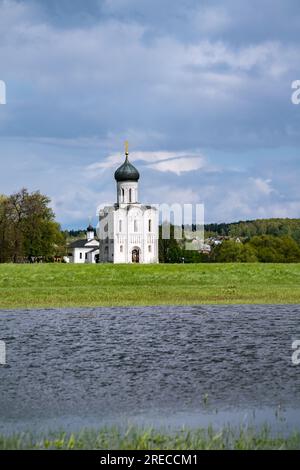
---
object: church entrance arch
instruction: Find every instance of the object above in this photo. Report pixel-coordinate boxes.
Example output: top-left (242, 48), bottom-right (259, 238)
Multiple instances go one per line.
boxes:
top-left (132, 248), bottom-right (140, 263)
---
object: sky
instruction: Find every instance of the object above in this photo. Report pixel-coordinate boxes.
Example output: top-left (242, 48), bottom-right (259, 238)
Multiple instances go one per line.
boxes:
top-left (0, 0), bottom-right (300, 228)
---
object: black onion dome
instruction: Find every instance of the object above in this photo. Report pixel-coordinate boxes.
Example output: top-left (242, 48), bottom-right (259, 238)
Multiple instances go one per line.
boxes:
top-left (87, 224), bottom-right (94, 231)
top-left (114, 154), bottom-right (140, 182)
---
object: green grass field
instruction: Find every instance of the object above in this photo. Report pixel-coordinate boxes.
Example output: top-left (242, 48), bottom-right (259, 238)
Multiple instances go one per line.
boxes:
top-left (0, 263), bottom-right (300, 309)
top-left (1, 426), bottom-right (300, 450)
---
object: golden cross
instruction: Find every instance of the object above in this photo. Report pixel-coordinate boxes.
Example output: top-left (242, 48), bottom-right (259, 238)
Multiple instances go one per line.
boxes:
top-left (125, 140), bottom-right (129, 155)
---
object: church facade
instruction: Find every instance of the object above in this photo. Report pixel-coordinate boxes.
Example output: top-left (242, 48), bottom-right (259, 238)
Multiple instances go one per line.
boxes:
top-left (98, 145), bottom-right (159, 264)
top-left (67, 145), bottom-right (159, 264)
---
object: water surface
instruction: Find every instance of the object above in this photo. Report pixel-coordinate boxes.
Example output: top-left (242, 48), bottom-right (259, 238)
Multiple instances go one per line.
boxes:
top-left (0, 305), bottom-right (300, 435)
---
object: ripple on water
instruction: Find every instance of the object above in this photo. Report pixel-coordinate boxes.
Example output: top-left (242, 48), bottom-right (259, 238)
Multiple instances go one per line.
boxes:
top-left (0, 304), bottom-right (300, 434)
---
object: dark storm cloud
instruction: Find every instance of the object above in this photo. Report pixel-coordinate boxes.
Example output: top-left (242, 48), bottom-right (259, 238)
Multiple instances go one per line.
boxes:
top-left (0, 0), bottom-right (300, 226)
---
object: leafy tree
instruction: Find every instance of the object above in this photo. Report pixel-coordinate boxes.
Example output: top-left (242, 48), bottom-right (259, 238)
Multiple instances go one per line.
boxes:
top-left (248, 235), bottom-right (300, 263)
top-left (0, 188), bottom-right (66, 262)
top-left (0, 195), bottom-right (13, 262)
top-left (159, 224), bottom-right (186, 263)
top-left (212, 240), bottom-right (258, 262)
top-left (180, 250), bottom-right (205, 263)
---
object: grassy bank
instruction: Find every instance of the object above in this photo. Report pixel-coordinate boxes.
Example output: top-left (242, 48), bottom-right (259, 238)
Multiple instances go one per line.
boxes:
top-left (0, 263), bottom-right (300, 309)
top-left (1, 426), bottom-right (300, 450)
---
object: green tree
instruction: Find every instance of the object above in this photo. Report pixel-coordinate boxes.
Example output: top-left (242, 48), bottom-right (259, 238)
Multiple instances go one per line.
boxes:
top-left (159, 224), bottom-right (183, 263)
top-left (212, 240), bottom-right (243, 262)
top-left (212, 240), bottom-right (258, 262)
top-left (0, 189), bottom-right (66, 263)
top-left (0, 195), bottom-right (13, 263)
top-left (248, 235), bottom-right (300, 263)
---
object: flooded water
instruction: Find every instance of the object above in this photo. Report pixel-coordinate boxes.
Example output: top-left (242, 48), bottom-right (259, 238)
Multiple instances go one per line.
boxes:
top-left (0, 305), bottom-right (300, 435)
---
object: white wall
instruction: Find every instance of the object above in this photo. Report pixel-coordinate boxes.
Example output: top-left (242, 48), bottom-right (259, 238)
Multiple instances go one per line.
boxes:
top-left (87, 250), bottom-right (99, 264)
top-left (117, 181), bottom-right (139, 204)
top-left (99, 206), bottom-right (115, 263)
top-left (72, 248), bottom-right (92, 263)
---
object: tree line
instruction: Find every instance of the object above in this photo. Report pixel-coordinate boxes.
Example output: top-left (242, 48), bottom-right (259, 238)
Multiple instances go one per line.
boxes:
top-left (1, 189), bottom-right (300, 264)
top-left (205, 218), bottom-right (300, 243)
top-left (159, 224), bottom-right (300, 263)
top-left (210, 235), bottom-right (300, 263)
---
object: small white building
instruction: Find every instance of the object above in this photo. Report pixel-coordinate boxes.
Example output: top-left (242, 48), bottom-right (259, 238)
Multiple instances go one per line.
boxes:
top-left (67, 225), bottom-right (99, 263)
top-left (99, 146), bottom-right (159, 264)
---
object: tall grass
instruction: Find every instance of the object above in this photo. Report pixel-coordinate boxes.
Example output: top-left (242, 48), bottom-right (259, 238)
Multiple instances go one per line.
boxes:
top-left (1, 425), bottom-right (300, 450)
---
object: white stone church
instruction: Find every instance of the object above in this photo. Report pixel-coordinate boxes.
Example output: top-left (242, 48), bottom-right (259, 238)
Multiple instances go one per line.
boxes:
top-left (68, 145), bottom-right (159, 264)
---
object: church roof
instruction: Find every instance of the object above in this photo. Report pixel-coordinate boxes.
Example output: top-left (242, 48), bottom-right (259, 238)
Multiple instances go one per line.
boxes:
top-left (114, 152), bottom-right (139, 182)
top-left (87, 224), bottom-right (94, 231)
top-left (68, 239), bottom-right (89, 248)
top-left (68, 239), bottom-right (98, 249)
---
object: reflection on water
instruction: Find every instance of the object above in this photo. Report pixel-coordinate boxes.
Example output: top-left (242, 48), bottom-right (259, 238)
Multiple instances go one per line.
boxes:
top-left (0, 305), bottom-right (300, 435)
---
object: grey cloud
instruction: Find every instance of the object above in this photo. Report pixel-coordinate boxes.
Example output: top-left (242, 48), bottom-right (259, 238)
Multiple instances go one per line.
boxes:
top-left (1, 0), bottom-right (300, 226)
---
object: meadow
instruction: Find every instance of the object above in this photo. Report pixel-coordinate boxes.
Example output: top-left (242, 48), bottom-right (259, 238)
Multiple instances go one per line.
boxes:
top-left (0, 426), bottom-right (299, 450)
top-left (0, 263), bottom-right (300, 309)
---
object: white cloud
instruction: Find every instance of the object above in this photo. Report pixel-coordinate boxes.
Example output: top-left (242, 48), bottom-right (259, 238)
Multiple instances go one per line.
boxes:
top-left (85, 150), bottom-right (215, 177)
top-left (255, 201), bottom-right (300, 219)
top-left (147, 156), bottom-right (206, 175)
top-left (204, 175), bottom-right (298, 223)
top-left (250, 177), bottom-right (274, 195)
top-left (86, 151), bottom-right (181, 171)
